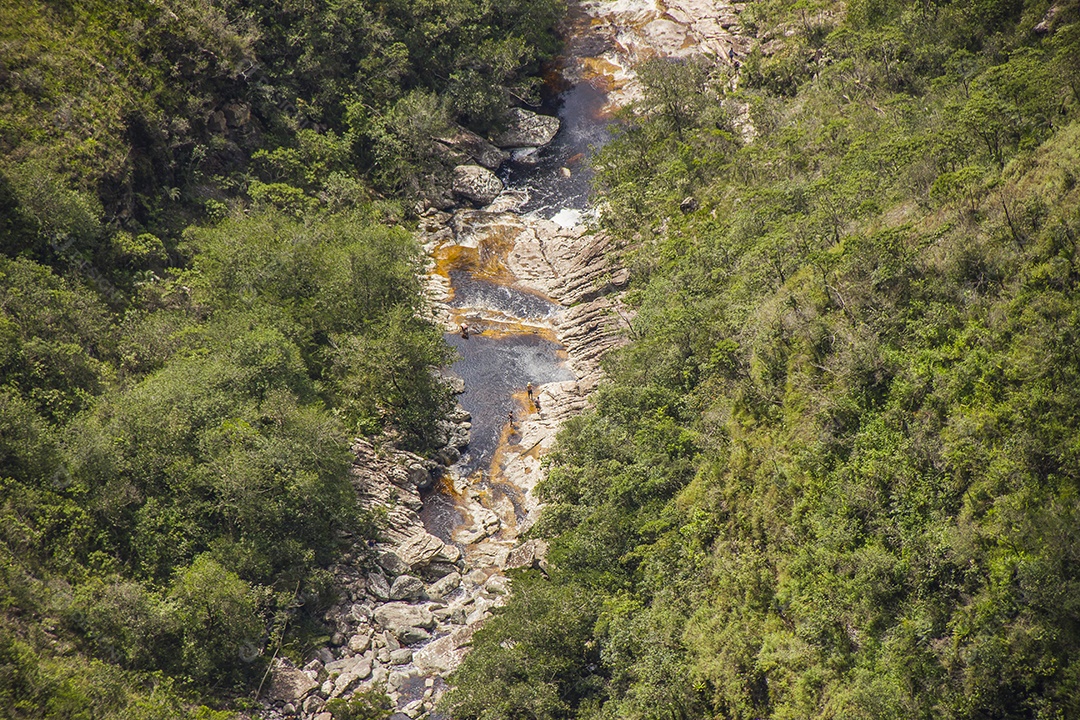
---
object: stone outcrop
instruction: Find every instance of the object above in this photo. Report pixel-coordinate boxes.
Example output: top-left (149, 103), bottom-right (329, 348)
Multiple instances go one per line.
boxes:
top-left (490, 107), bottom-right (560, 149)
top-left (267, 658), bottom-right (319, 704)
top-left (436, 127), bottom-right (510, 170)
top-left (451, 164), bottom-right (504, 205)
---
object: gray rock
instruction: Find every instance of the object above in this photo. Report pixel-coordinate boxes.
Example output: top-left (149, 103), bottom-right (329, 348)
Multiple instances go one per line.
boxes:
top-left (383, 630), bottom-right (401, 651)
top-left (426, 571), bottom-right (461, 601)
top-left (388, 669), bottom-right (415, 693)
top-left (435, 127), bottom-right (509, 169)
top-left (433, 605), bottom-right (467, 625)
top-left (491, 108), bottom-right (560, 148)
top-left (399, 625), bottom-right (433, 644)
top-left (413, 625), bottom-right (477, 674)
top-left (436, 543), bottom-right (461, 563)
top-left (422, 186), bottom-right (457, 211)
top-left (390, 648), bottom-right (413, 665)
top-left (463, 569), bottom-right (490, 590)
top-left (282, 702), bottom-right (297, 715)
top-left (324, 657), bottom-right (354, 675)
top-left (436, 445), bottom-right (461, 465)
top-left (389, 575), bottom-right (426, 601)
top-left (377, 551), bottom-right (410, 576)
top-left (422, 561), bottom-right (461, 579)
top-left (468, 599), bottom-right (497, 624)
top-left (506, 539), bottom-right (549, 571)
top-left (484, 574), bottom-right (510, 595)
top-left (452, 165), bottom-right (503, 206)
top-left (406, 463), bottom-right (429, 487)
top-left (368, 571), bottom-right (391, 601)
top-left (331, 672), bottom-right (359, 698)
top-left (415, 474), bottom-right (436, 492)
top-left (302, 658), bottom-right (325, 681)
top-left (349, 602), bottom-right (372, 623)
top-left (303, 695), bottom-right (325, 715)
top-left (319, 680), bottom-right (333, 698)
top-left (348, 631), bottom-right (372, 653)
top-left (396, 530), bottom-right (451, 570)
top-left (267, 658), bottom-right (318, 703)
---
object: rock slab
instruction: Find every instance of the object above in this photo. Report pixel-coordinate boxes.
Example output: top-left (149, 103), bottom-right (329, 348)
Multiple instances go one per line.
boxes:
top-left (452, 165), bottom-right (503, 205)
top-left (490, 108), bottom-right (560, 148)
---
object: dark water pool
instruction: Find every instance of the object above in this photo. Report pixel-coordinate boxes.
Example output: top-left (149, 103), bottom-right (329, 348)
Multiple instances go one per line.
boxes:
top-left (448, 271), bottom-right (561, 320)
top-left (443, 332), bottom-right (575, 477)
top-left (418, 481), bottom-right (462, 545)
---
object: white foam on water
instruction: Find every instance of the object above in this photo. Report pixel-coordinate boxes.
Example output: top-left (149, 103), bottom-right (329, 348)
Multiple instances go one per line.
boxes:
top-left (550, 208), bottom-right (584, 228)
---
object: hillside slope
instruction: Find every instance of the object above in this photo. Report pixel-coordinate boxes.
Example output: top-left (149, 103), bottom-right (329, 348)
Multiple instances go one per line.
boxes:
top-left (444, 1), bottom-right (1080, 718)
top-left (0, 0), bottom-right (561, 717)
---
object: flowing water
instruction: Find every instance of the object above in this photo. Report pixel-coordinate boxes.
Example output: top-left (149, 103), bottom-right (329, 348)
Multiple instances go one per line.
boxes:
top-left (500, 80), bottom-right (614, 219)
top-left (419, 71), bottom-right (614, 546)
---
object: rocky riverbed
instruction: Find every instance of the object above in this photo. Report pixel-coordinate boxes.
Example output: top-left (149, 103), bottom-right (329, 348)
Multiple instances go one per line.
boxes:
top-left (259, 2), bottom-right (748, 718)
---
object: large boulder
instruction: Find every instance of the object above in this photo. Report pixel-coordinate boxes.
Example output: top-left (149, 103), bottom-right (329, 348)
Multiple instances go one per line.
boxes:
top-left (389, 574), bottom-right (426, 601)
top-left (368, 572), bottom-right (391, 600)
top-left (506, 539), bottom-right (549, 571)
top-left (395, 529), bottom-right (452, 570)
top-left (329, 657), bottom-right (372, 699)
top-left (374, 602), bottom-right (436, 642)
top-left (413, 625), bottom-right (477, 674)
top-left (490, 108), bottom-right (560, 148)
top-left (436, 127), bottom-right (509, 169)
top-left (426, 571), bottom-right (461, 601)
top-left (452, 165), bottom-right (503, 205)
top-left (377, 550), bottom-right (410, 576)
top-left (266, 658), bottom-right (319, 703)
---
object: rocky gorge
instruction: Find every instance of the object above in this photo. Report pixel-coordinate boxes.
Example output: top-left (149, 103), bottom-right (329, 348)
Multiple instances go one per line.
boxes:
top-left (259, 2), bottom-right (749, 718)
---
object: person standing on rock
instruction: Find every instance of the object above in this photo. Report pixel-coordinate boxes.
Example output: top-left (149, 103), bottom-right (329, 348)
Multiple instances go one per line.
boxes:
top-left (526, 382), bottom-right (533, 400)
top-left (507, 411), bottom-right (515, 428)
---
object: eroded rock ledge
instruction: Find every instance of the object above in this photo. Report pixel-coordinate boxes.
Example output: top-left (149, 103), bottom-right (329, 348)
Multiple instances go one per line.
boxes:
top-left (261, 438), bottom-right (551, 720)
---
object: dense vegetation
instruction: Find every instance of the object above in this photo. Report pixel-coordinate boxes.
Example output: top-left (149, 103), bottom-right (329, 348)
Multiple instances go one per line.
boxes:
top-left (0, 0), bottom-right (561, 716)
top-left (445, 0), bottom-right (1080, 718)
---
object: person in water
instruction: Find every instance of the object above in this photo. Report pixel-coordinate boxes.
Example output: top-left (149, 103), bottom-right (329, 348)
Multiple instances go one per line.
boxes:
top-left (460, 323), bottom-right (469, 339)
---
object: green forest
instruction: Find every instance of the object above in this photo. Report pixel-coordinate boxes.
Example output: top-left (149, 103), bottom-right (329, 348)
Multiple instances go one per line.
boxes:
top-left (3, 0), bottom-right (1080, 718)
top-left (444, 0), bottom-right (1080, 719)
top-left (0, 0), bottom-right (560, 716)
